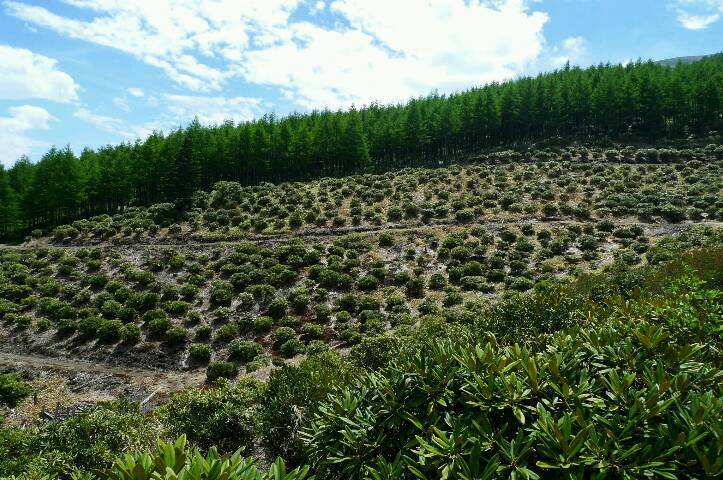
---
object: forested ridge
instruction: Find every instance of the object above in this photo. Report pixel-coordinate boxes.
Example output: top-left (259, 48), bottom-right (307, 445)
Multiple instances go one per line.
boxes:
top-left (0, 54), bottom-right (721, 240)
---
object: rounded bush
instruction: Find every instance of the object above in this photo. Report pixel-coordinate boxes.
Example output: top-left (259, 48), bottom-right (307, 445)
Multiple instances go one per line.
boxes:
top-left (229, 339), bottom-right (262, 363)
top-left (279, 338), bottom-right (304, 358)
top-left (302, 322), bottom-right (324, 339)
top-left (189, 343), bottom-right (212, 362)
top-left (120, 323), bottom-right (142, 343)
top-left (273, 326), bottom-right (297, 348)
top-left (165, 326), bottom-right (188, 345)
top-left (206, 361), bottom-right (238, 382)
top-left (267, 298), bottom-right (288, 319)
top-left (253, 316), bottom-right (273, 333)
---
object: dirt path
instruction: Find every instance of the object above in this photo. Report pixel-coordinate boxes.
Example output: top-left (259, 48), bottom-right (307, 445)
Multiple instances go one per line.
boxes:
top-left (0, 352), bottom-right (204, 391)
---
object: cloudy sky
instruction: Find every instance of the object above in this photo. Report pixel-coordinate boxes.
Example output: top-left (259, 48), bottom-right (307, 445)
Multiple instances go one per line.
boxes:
top-left (1, 0), bottom-right (722, 166)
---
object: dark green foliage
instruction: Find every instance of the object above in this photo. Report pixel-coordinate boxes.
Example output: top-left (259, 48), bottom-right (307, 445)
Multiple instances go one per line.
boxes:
top-left (0, 399), bottom-right (154, 478)
top-left (348, 334), bottom-right (403, 370)
top-left (98, 435), bottom-right (311, 480)
top-left (279, 338), bottom-right (304, 358)
top-left (405, 276), bottom-right (425, 298)
top-left (267, 298), bottom-right (289, 319)
top-left (165, 326), bottom-right (188, 345)
top-left (0, 373), bottom-right (31, 407)
top-left (213, 323), bottom-right (239, 342)
top-left (301, 322), bottom-right (323, 340)
top-left (206, 361), bottom-right (238, 382)
top-left (252, 316), bottom-right (273, 333)
top-left (260, 352), bottom-right (354, 464)
top-left (274, 327), bottom-right (297, 348)
top-left (188, 343), bottom-right (212, 362)
top-left (147, 316), bottom-right (173, 337)
top-left (210, 281), bottom-right (234, 306)
top-left (303, 319), bottom-right (722, 479)
top-left (120, 323), bottom-right (141, 343)
top-left (97, 319), bottom-right (123, 343)
top-left (3, 56), bottom-right (722, 240)
top-left (229, 339), bottom-right (262, 363)
top-left (157, 378), bottom-right (262, 453)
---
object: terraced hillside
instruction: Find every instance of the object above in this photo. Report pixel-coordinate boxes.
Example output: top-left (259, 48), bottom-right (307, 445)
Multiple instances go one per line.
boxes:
top-left (2, 149), bottom-right (721, 375)
top-left (42, 146), bottom-right (722, 245)
top-left (1, 147), bottom-right (722, 480)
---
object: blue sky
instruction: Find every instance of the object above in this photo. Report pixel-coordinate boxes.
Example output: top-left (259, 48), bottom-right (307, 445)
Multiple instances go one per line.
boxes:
top-left (1, 0), bottom-right (722, 167)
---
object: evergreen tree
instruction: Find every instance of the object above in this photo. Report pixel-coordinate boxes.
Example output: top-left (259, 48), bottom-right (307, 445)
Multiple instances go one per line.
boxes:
top-left (0, 166), bottom-right (19, 235)
top-left (1, 53), bottom-right (722, 239)
top-left (343, 107), bottom-right (370, 174)
top-left (175, 133), bottom-right (200, 203)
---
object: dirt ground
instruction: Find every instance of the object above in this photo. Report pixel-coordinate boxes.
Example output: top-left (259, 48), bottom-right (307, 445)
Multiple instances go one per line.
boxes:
top-left (1, 218), bottom-right (720, 426)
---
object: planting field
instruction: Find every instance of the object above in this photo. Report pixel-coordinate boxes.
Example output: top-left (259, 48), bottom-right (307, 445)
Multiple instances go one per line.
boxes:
top-left (3, 154), bottom-right (721, 376)
top-left (1, 54), bottom-right (722, 478)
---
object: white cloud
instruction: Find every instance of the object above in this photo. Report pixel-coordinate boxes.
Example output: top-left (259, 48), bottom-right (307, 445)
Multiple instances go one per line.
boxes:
top-left (73, 107), bottom-right (130, 136)
top-left (0, 44), bottom-right (79, 102)
top-left (0, 105), bottom-right (56, 166)
top-left (73, 94), bottom-right (263, 144)
top-left (311, 0), bottom-right (325, 14)
top-left (4, 0), bottom-right (299, 92)
top-left (5, 0), bottom-right (549, 109)
top-left (112, 96), bottom-right (130, 112)
top-left (245, 0), bottom-right (549, 108)
top-left (73, 107), bottom-right (168, 141)
top-left (127, 87), bottom-right (145, 97)
top-left (163, 94), bottom-right (265, 124)
top-left (678, 11), bottom-right (720, 28)
top-left (550, 36), bottom-right (586, 66)
top-left (672, 0), bottom-right (723, 29)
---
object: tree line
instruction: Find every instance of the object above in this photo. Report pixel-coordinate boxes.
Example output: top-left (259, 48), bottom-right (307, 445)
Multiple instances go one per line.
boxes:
top-left (0, 54), bottom-right (721, 239)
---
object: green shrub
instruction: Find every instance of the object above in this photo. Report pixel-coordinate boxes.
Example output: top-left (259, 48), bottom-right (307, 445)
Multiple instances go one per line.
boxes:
top-left (301, 322), bottom-right (324, 339)
top-left (314, 304), bottom-right (331, 323)
top-left (461, 275), bottom-right (493, 292)
top-left (118, 306), bottom-right (137, 323)
top-left (99, 435), bottom-right (310, 480)
top-left (195, 323), bottom-right (213, 340)
top-left (57, 317), bottom-right (77, 334)
top-left (97, 319), bottom-right (123, 343)
top-left (147, 316), bottom-right (172, 336)
top-left (405, 276), bottom-right (425, 298)
top-left (386, 206), bottom-right (403, 222)
top-left (214, 323), bottom-right (240, 342)
top-left (77, 316), bottom-right (104, 337)
top-left (273, 327), bottom-right (297, 348)
top-left (188, 343), bottom-right (212, 362)
top-left (290, 293), bottom-right (310, 314)
top-left (206, 361), bottom-right (238, 382)
top-left (229, 339), bottom-right (262, 363)
top-left (157, 378), bottom-right (262, 452)
top-left (356, 274), bottom-right (379, 291)
top-left (0, 399), bottom-right (154, 478)
top-left (165, 326), bottom-right (188, 345)
top-left (267, 298), bottom-right (288, 319)
top-left (260, 352), bottom-right (353, 463)
top-left (0, 373), bottom-right (31, 407)
top-left (253, 316), bottom-right (274, 333)
top-left (120, 323), bottom-right (141, 343)
top-left (210, 280), bottom-right (234, 306)
top-left (164, 300), bottom-right (191, 316)
top-left (303, 317), bottom-right (722, 480)
top-left (378, 232), bottom-right (394, 247)
top-left (509, 276), bottom-right (535, 291)
top-left (348, 334), bottom-right (402, 370)
top-left (279, 338), bottom-right (304, 358)
top-left (429, 272), bottom-right (447, 290)
top-left (455, 208), bottom-right (475, 223)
